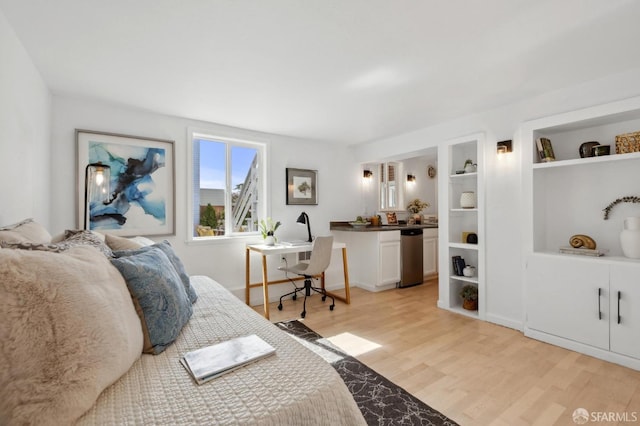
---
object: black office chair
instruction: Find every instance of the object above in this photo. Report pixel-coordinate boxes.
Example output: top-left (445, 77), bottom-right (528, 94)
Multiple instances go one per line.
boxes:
top-left (277, 236), bottom-right (335, 318)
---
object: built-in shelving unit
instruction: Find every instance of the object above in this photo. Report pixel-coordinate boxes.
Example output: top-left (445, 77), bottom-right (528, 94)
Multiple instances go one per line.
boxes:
top-left (438, 133), bottom-right (485, 319)
top-left (522, 96), bottom-right (640, 370)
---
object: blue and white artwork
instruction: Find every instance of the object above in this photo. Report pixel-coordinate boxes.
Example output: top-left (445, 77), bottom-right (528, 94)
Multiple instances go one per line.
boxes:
top-left (78, 131), bottom-right (175, 236)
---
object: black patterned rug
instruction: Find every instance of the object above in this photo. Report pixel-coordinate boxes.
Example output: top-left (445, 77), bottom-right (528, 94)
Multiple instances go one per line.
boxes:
top-left (275, 320), bottom-right (458, 426)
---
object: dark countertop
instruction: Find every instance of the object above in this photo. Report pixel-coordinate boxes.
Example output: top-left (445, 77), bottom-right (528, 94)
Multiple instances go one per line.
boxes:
top-left (330, 221), bottom-right (438, 232)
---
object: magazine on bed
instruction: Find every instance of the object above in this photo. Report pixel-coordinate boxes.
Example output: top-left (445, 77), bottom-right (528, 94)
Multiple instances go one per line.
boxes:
top-left (181, 334), bottom-right (276, 385)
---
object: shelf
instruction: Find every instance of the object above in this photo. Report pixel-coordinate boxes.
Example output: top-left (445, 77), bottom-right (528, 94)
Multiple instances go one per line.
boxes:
top-left (448, 305), bottom-right (480, 319)
top-left (532, 151), bottom-right (640, 170)
top-left (450, 275), bottom-right (478, 284)
top-left (450, 208), bottom-right (478, 212)
top-left (449, 172), bottom-right (477, 179)
top-left (534, 250), bottom-right (640, 264)
top-left (449, 243), bottom-right (479, 250)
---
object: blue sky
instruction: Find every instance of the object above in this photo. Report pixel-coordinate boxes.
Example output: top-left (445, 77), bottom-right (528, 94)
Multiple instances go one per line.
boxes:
top-left (198, 140), bottom-right (256, 190)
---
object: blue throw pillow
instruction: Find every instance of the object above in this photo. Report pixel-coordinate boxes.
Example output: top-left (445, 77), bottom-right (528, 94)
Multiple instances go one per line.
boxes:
top-left (113, 240), bottom-right (197, 303)
top-left (111, 248), bottom-right (193, 355)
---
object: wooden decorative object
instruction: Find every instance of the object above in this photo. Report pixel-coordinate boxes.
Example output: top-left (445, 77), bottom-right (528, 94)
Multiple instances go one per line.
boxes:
top-left (569, 234), bottom-right (596, 249)
top-left (615, 131), bottom-right (640, 154)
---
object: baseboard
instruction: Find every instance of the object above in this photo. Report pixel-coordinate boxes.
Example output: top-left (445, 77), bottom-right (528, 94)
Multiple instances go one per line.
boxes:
top-left (485, 313), bottom-right (523, 332)
top-left (525, 328), bottom-right (640, 371)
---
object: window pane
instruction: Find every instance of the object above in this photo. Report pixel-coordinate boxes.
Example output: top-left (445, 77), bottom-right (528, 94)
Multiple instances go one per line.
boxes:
top-left (231, 146), bottom-right (259, 232)
top-left (195, 139), bottom-right (226, 237)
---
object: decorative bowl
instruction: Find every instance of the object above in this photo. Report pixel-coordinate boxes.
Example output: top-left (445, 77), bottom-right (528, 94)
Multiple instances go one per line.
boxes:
top-left (579, 141), bottom-right (600, 158)
top-left (349, 222), bottom-right (370, 227)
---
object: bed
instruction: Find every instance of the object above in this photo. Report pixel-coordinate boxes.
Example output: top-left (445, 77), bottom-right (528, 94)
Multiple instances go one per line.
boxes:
top-left (78, 276), bottom-right (366, 425)
top-left (0, 219), bottom-right (365, 425)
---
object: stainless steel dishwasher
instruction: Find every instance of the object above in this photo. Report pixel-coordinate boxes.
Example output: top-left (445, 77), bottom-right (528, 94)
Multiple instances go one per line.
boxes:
top-left (400, 228), bottom-right (423, 287)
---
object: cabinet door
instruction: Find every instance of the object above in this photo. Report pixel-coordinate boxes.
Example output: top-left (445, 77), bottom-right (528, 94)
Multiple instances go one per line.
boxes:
top-left (379, 240), bottom-right (401, 286)
top-left (423, 237), bottom-right (438, 276)
top-left (610, 264), bottom-right (640, 359)
top-left (526, 255), bottom-right (609, 350)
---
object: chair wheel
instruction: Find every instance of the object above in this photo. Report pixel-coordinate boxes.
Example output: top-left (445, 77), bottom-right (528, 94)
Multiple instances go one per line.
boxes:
top-left (292, 294), bottom-right (297, 300)
top-left (329, 305), bottom-right (335, 311)
top-left (322, 295), bottom-right (327, 301)
top-left (301, 311), bottom-right (306, 318)
top-left (277, 303), bottom-right (283, 311)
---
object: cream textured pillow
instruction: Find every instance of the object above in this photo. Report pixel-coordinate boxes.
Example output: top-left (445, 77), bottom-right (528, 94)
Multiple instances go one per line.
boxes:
top-left (105, 233), bottom-right (144, 251)
top-left (0, 218), bottom-right (51, 244)
top-left (0, 246), bottom-right (143, 425)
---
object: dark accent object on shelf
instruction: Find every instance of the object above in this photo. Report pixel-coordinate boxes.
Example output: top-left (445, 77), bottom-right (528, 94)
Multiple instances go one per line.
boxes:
top-left (275, 320), bottom-right (459, 426)
top-left (459, 285), bottom-right (478, 311)
top-left (466, 233), bottom-right (478, 244)
top-left (592, 144), bottom-right (610, 156)
top-left (569, 234), bottom-right (596, 249)
top-left (451, 256), bottom-right (466, 276)
top-left (603, 195), bottom-right (640, 220)
top-left (579, 141), bottom-right (600, 158)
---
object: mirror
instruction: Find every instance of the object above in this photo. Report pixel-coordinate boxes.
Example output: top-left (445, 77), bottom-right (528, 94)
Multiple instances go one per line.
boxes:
top-left (379, 162), bottom-right (401, 210)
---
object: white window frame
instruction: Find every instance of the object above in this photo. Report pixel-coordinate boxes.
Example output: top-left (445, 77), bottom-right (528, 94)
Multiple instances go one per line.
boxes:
top-left (187, 128), bottom-right (268, 242)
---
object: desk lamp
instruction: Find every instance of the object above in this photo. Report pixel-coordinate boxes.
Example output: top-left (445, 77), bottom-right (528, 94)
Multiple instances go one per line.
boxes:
top-left (296, 212), bottom-right (312, 242)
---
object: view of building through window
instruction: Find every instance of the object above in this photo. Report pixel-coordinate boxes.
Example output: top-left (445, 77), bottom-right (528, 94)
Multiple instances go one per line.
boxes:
top-left (192, 137), bottom-right (263, 237)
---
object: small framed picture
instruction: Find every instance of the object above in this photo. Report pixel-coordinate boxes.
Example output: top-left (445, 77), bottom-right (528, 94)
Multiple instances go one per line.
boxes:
top-left (385, 212), bottom-right (398, 225)
top-left (536, 137), bottom-right (555, 162)
top-left (286, 168), bottom-right (318, 205)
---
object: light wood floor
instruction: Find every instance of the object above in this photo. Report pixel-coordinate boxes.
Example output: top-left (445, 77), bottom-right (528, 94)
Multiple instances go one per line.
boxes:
top-left (254, 279), bottom-right (640, 425)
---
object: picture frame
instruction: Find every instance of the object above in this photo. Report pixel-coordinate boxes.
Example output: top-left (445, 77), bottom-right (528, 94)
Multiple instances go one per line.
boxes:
top-left (286, 168), bottom-right (318, 205)
top-left (76, 129), bottom-right (176, 236)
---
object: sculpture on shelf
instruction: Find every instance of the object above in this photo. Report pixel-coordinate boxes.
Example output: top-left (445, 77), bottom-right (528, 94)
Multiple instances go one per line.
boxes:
top-left (569, 234), bottom-right (597, 249)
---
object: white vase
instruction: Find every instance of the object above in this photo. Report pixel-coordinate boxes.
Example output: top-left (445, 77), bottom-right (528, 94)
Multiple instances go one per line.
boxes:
top-left (620, 217), bottom-right (640, 258)
top-left (460, 191), bottom-right (475, 209)
top-left (264, 235), bottom-right (275, 246)
top-left (463, 265), bottom-right (476, 277)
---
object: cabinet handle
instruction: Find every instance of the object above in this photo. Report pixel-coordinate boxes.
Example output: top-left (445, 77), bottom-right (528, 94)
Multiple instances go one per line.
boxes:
top-left (618, 291), bottom-right (621, 325)
top-left (598, 288), bottom-right (602, 320)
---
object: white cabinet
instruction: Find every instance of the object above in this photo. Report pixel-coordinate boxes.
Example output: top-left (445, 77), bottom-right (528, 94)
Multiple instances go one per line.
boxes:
top-left (526, 254), bottom-right (640, 367)
top-left (526, 255), bottom-right (609, 350)
top-left (610, 264), bottom-right (640, 359)
top-left (331, 230), bottom-right (401, 291)
top-left (422, 228), bottom-right (438, 278)
top-left (437, 134), bottom-right (485, 318)
top-left (522, 96), bottom-right (640, 369)
top-left (379, 238), bottom-right (401, 285)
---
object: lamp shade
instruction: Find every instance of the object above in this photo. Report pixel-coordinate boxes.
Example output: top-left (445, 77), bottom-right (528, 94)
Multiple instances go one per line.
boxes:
top-left (84, 162), bottom-right (111, 230)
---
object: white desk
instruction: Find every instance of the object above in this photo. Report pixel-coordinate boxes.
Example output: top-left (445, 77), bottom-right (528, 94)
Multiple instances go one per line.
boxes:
top-left (245, 242), bottom-right (351, 319)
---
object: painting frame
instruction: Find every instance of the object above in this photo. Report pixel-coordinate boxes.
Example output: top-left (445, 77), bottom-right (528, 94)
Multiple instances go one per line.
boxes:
top-left (76, 129), bottom-right (176, 236)
top-left (286, 168), bottom-right (318, 205)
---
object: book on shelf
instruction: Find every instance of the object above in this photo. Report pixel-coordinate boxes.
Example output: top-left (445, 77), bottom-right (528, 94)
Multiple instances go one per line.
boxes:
top-left (536, 137), bottom-right (555, 162)
top-left (451, 256), bottom-right (466, 276)
top-left (558, 246), bottom-right (609, 257)
top-left (180, 334), bottom-right (276, 385)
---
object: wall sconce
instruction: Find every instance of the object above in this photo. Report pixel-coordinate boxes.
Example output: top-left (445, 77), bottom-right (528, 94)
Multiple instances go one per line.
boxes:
top-left (84, 162), bottom-right (111, 230)
top-left (407, 174), bottom-right (416, 183)
top-left (497, 140), bottom-right (513, 155)
top-left (363, 169), bottom-right (373, 180)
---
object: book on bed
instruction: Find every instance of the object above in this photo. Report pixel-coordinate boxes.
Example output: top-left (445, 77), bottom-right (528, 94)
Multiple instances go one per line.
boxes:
top-left (181, 334), bottom-right (276, 385)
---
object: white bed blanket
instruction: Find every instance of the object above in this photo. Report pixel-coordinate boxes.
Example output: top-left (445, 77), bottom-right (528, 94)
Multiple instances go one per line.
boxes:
top-left (78, 276), bottom-right (366, 425)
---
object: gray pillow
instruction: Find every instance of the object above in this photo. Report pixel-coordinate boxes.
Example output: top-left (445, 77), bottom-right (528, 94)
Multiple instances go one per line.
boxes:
top-left (111, 247), bottom-right (193, 354)
top-left (0, 218), bottom-right (52, 244)
top-left (113, 240), bottom-right (197, 303)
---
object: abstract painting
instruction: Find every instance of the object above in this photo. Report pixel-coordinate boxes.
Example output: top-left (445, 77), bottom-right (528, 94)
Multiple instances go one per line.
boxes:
top-left (77, 129), bottom-right (175, 236)
top-left (286, 168), bottom-right (318, 205)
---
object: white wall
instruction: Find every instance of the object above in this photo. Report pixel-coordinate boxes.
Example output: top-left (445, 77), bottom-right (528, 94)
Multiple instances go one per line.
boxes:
top-left (0, 10), bottom-right (51, 227)
top-left (353, 67), bottom-right (640, 330)
top-left (49, 97), bottom-right (361, 303)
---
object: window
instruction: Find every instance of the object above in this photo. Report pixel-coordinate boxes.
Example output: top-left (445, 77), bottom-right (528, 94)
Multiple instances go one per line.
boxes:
top-left (189, 131), bottom-right (266, 239)
top-left (379, 162), bottom-right (402, 210)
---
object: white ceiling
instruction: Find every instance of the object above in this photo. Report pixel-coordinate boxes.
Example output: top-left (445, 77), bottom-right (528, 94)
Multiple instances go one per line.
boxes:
top-left (3, 0), bottom-right (640, 145)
